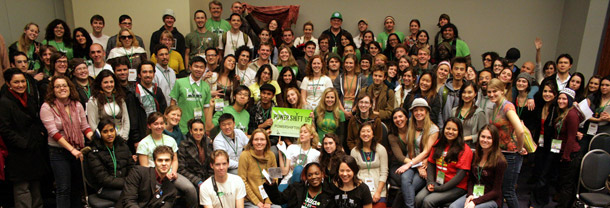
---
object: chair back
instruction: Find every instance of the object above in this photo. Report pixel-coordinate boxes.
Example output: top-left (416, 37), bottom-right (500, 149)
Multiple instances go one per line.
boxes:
top-left (579, 149), bottom-right (610, 192)
top-left (590, 133), bottom-right (610, 153)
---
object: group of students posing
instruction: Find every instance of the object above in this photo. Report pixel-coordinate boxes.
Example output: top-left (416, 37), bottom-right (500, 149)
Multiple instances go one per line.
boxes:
top-left (0, 2), bottom-right (607, 208)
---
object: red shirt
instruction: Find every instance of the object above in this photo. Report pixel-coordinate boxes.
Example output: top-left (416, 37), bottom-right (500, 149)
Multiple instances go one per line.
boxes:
top-left (428, 142), bottom-right (473, 190)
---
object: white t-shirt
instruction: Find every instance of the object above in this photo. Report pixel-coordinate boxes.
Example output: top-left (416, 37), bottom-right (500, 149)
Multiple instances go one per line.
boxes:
top-left (212, 129), bottom-right (249, 170)
top-left (300, 76), bottom-right (334, 110)
top-left (90, 33), bottom-right (110, 51)
top-left (236, 67), bottom-right (257, 87)
top-left (219, 31), bottom-right (253, 57)
top-left (280, 144), bottom-right (320, 184)
top-left (88, 63), bottom-right (113, 78)
top-left (153, 64), bottom-right (176, 106)
top-left (136, 134), bottom-right (178, 167)
top-left (200, 174), bottom-right (246, 208)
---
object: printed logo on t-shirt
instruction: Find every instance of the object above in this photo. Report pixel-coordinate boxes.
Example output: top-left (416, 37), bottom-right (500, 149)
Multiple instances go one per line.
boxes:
top-left (185, 88), bottom-right (203, 101)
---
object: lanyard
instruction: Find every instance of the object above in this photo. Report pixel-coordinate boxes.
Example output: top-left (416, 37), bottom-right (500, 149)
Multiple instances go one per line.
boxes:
top-left (312, 77), bottom-right (322, 97)
top-left (151, 136), bottom-right (165, 147)
top-left (361, 150), bottom-right (373, 173)
top-left (557, 117), bottom-right (565, 136)
top-left (476, 160), bottom-right (488, 183)
top-left (457, 106), bottom-right (469, 121)
top-left (491, 99), bottom-right (504, 123)
top-left (345, 74), bottom-right (356, 97)
top-left (190, 79), bottom-right (205, 108)
top-left (123, 47), bottom-right (134, 66)
top-left (156, 66), bottom-right (171, 85)
top-left (84, 84), bottom-right (91, 99)
top-left (255, 160), bottom-right (266, 179)
top-left (299, 146), bottom-right (311, 166)
top-left (222, 131), bottom-right (238, 155)
top-left (596, 98), bottom-right (610, 114)
top-left (239, 68), bottom-right (248, 85)
top-left (305, 189), bottom-right (321, 206)
top-left (104, 94), bottom-right (117, 120)
top-left (106, 145), bottom-right (117, 177)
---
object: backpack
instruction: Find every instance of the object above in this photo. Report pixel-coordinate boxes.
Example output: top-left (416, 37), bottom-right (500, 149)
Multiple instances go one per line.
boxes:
top-left (222, 31), bottom-right (249, 49)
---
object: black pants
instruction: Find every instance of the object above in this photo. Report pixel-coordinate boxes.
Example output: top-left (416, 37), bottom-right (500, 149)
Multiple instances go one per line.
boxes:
top-left (557, 152), bottom-right (583, 208)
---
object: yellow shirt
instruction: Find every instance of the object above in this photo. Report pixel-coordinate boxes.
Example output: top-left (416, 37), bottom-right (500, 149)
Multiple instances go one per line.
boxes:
top-left (151, 50), bottom-right (185, 74)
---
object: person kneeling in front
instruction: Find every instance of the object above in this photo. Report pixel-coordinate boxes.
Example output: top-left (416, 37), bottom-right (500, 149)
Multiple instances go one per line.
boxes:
top-left (117, 145), bottom-right (177, 208)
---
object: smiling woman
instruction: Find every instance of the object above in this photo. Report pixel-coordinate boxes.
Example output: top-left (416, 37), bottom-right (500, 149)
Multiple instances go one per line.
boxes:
top-left (40, 75), bottom-right (94, 208)
top-left (264, 162), bottom-right (335, 208)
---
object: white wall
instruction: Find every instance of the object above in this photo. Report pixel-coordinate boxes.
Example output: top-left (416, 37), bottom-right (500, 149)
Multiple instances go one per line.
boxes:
top-left (219, 0), bottom-right (608, 76)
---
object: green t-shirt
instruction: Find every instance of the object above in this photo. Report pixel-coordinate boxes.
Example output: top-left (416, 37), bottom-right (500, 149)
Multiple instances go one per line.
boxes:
top-left (42, 40), bottom-right (74, 59)
top-left (454, 39), bottom-right (471, 58)
top-left (169, 77), bottom-right (212, 134)
top-left (212, 105), bottom-right (250, 132)
top-left (205, 19), bottom-right (231, 38)
top-left (185, 30), bottom-right (219, 59)
top-left (377, 31), bottom-right (405, 51)
top-left (316, 109), bottom-right (345, 142)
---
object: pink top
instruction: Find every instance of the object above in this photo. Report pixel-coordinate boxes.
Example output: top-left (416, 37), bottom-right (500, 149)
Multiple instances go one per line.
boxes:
top-left (40, 102), bottom-right (92, 148)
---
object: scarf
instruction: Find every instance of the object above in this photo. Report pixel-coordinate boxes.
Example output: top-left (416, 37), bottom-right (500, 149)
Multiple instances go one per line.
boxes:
top-left (54, 99), bottom-right (85, 149)
top-left (8, 89), bottom-right (27, 107)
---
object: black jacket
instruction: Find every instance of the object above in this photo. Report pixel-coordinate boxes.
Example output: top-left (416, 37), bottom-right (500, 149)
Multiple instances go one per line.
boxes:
top-left (177, 135), bottom-right (213, 186)
top-left (117, 166), bottom-right (177, 208)
top-left (0, 89), bottom-right (47, 181)
top-left (150, 26), bottom-right (186, 58)
top-left (263, 182), bottom-right (334, 208)
top-left (87, 137), bottom-right (135, 190)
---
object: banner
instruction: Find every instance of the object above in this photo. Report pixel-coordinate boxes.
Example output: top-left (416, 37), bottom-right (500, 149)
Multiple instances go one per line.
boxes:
top-left (270, 107), bottom-right (313, 137)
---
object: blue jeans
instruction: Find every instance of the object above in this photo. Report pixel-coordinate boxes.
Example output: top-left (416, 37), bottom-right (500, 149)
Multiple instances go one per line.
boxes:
top-left (449, 194), bottom-right (498, 208)
top-left (400, 168), bottom-right (426, 208)
top-left (49, 147), bottom-right (83, 208)
top-left (502, 153), bottom-right (523, 208)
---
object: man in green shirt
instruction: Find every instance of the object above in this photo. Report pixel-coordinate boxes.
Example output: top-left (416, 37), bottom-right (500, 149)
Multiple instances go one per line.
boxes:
top-left (205, 1), bottom-right (231, 38)
top-left (377, 16), bottom-right (405, 51)
top-left (185, 10), bottom-right (219, 68)
top-left (212, 85), bottom-right (251, 133)
top-left (170, 56), bottom-right (213, 135)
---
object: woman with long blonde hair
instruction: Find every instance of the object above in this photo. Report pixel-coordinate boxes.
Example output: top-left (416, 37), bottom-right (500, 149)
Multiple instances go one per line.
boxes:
top-left (314, 88), bottom-right (345, 143)
top-left (9, 23), bottom-right (41, 70)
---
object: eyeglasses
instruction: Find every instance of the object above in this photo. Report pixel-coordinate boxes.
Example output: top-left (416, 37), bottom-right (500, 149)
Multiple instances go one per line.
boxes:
top-left (56, 60), bottom-right (68, 64)
top-left (54, 84), bottom-right (69, 89)
top-left (119, 35), bottom-right (133, 40)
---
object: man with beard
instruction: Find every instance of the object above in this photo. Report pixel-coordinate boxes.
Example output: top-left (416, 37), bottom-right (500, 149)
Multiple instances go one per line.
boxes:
top-left (135, 61), bottom-right (167, 117)
top-left (185, 10), bottom-right (219, 69)
top-left (475, 68), bottom-right (494, 117)
top-left (440, 23), bottom-right (470, 64)
top-left (153, 45), bottom-right (176, 105)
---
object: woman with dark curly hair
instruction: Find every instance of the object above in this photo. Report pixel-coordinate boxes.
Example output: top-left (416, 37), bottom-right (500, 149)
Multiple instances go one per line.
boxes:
top-left (42, 19), bottom-right (73, 59)
top-left (87, 70), bottom-right (130, 139)
top-left (40, 75), bottom-right (94, 208)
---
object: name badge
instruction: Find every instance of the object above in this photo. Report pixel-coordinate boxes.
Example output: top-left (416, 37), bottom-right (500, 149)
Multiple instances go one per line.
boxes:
top-left (473, 184), bottom-right (485, 198)
top-left (551, 139), bottom-right (562, 153)
top-left (436, 171), bottom-right (445, 185)
top-left (258, 185), bottom-right (268, 200)
top-left (194, 107), bottom-right (203, 119)
top-left (588, 123), bottom-right (598, 135)
top-left (364, 178), bottom-right (375, 192)
top-left (214, 98), bottom-right (225, 111)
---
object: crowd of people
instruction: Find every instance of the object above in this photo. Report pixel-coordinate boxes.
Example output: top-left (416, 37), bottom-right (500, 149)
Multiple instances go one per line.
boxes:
top-left (0, 1), bottom-right (605, 208)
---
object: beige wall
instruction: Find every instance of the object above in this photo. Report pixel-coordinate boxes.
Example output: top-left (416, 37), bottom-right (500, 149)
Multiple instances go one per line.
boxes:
top-left (0, 0), bottom-right (66, 44)
top-left (70, 0), bottom-right (191, 53)
top-left (219, 0), bottom-right (607, 75)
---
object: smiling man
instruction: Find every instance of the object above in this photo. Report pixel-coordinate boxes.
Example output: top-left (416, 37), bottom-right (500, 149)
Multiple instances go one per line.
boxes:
top-left (212, 114), bottom-right (249, 174)
top-left (89, 15), bottom-right (109, 50)
top-left (150, 9), bottom-right (186, 57)
top-left (135, 61), bottom-right (167, 117)
top-left (152, 45), bottom-right (176, 106)
top-left (206, 1), bottom-right (231, 37)
top-left (185, 10), bottom-right (219, 68)
top-left (439, 57), bottom-right (468, 126)
top-left (88, 43), bottom-right (113, 78)
top-left (200, 150), bottom-right (246, 208)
